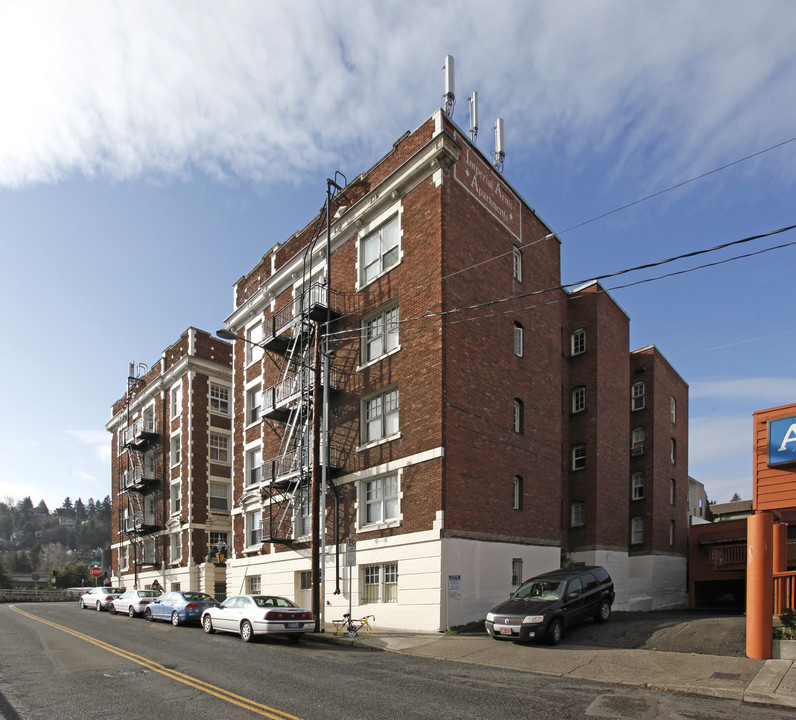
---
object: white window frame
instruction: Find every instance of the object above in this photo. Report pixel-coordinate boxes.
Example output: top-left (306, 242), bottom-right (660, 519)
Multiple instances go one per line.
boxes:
top-left (513, 399), bottom-right (523, 433)
top-left (362, 303), bottom-right (400, 365)
top-left (247, 385), bottom-right (262, 426)
top-left (631, 516), bottom-right (644, 545)
top-left (170, 434), bottom-right (181, 467)
top-left (119, 548), bottom-right (129, 572)
top-left (362, 387), bottom-right (399, 445)
top-left (670, 396), bottom-right (676, 424)
top-left (512, 247), bottom-right (522, 281)
top-left (248, 575), bottom-right (262, 594)
top-left (671, 438), bottom-right (677, 464)
top-left (361, 473), bottom-right (400, 527)
top-left (361, 562), bottom-right (398, 604)
top-left (513, 322), bottom-right (523, 357)
top-left (170, 383), bottom-right (182, 419)
top-left (572, 444), bottom-right (586, 471)
top-left (632, 426), bottom-right (646, 448)
top-left (359, 213), bottom-right (401, 287)
top-left (632, 472), bottom-right (645, 500)
top-left (571, 501), bottom-right (585, 528)
top-left (294, 491), bottom-right (311, 538)
top-left (209, 481), bottom-right (230, 512)
top-left (246, 322), bottom-right (264, 365)
top-left (512, 476), bottom-right (522, 510)
top-left (142, 538), bottom-right (156, 565)
top-left (246, 509), bottom-right (262, 547)
top-left (209, 433), bottom-right (230, 463)
top-left (209, 531), bottom-right (229, 547)
top-left (170, 531), bottom-right (182, 563)
top-left (170, 480), bottom-right (181, 515)
top-left (631, 382), bottom-right (645, 411)
top-left (571, 328), bottom-right (586, 356)
top-left (246, 447), bottom-right (262, 487)
top-left (572, 386), bottom-right (586, 414)
top-left (210, 384), bottom-right (230, 415)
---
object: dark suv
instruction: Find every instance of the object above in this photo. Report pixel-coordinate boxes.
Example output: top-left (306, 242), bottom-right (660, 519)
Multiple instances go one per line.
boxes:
top-left (485, 566), bottom-right (614, 645)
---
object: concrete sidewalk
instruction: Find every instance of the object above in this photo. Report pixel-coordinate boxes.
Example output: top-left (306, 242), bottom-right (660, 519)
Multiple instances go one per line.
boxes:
top-left (311, 624), bottom-right (796, 709)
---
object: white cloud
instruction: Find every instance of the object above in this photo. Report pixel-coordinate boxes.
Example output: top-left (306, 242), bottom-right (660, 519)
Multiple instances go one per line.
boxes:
top-left (64, 430), bottom-right (111, 463)
top-left (689, 413), bottom-right (751, 465)
top-left (690, 378), bottom-right (796, 401)
top-left (1, 1), bottom-right (794, 189)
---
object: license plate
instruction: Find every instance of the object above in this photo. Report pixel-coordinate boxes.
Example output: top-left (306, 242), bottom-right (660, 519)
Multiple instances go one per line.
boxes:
top-left (499, 626), bottom-right (513, 635)
top-left (287, 622), bottom-right (300, 628)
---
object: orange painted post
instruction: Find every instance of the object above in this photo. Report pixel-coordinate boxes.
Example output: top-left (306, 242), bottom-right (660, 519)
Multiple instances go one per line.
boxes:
top-left (773, 522), bottom-right (787, 574)
top-left (746, 511), bottom-right (774, 659)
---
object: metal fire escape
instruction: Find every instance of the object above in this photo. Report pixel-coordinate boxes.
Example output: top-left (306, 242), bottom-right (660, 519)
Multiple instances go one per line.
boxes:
top-left (120, 365), bottom-right (162, 580)
top-left (259, 281), bottom-right (339, 543)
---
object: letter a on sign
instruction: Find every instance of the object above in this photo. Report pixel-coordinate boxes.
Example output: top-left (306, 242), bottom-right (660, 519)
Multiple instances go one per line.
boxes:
top-left (769, 416), bottom-right (796, 466)
top-left (778, 423), bottom-right (796, 452)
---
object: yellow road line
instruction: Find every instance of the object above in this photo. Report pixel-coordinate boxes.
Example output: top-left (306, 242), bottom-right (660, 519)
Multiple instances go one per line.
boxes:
top-left (9, 605), bottom-right (305, 720)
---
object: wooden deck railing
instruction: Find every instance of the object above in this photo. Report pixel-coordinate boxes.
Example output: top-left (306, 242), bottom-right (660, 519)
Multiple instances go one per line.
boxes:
top-left (773, 570), bottom-right (796, 615)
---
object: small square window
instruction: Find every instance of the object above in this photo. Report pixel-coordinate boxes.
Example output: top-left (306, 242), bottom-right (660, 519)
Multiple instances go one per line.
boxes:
top-left (363, 388), bottom-right (399, 444)
top-left (360, 215), bottom-right (400, 285)
top-left (631, 382), bottom-right (645, 411)
top-left (210, 384), bottom-right (230, 415)
top-left (363, 304), bottom-right (399, 363)
top-left (209, 433), bottom-right (229, 463)
top-left (248, 576), bottom-right (261, 594)
top-left (209, 482), bottom-right (230, 512)
top-left (362, 474), bottom-right (399, 526)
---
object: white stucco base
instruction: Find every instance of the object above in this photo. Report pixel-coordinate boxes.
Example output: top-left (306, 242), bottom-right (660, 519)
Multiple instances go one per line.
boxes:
top-left (570, 549), bottom-right (687, 611)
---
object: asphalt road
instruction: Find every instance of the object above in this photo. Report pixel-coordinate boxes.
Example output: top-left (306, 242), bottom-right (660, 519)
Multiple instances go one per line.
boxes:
top-left (0, 603), bottom-right (787, 720)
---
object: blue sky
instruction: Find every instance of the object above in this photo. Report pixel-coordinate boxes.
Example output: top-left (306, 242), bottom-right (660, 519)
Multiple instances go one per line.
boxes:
top-left (1, 0), bottom-right (795, 511)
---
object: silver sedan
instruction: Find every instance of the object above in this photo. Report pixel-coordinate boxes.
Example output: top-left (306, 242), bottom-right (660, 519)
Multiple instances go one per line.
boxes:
top-left (201, 595), bottom-right (313, 642)
top-left (110, 589), bottom-right (162, 617)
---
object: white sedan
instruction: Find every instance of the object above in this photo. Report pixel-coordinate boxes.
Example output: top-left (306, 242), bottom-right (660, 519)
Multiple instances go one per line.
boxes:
top-left (78, 586), bottom-right (125, 611)
top-left (110, 589), bottom-right (162, 617)
top-left (201, 595), bottom-right (313, 642)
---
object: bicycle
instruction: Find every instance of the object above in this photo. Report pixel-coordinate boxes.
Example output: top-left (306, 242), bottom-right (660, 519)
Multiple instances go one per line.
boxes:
top-left (332, 613), bottom-right (375, 637)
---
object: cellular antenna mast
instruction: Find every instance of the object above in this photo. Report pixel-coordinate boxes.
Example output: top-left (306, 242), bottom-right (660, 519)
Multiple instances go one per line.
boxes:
top-left (493, 117), bottom-right (505, 173)
top-left (443, 55), bottom-right (455, 117)
top-left (468, 91), bottom-right (479, 142)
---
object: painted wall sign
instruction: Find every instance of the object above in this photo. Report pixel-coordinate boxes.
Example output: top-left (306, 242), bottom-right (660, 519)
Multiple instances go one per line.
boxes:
top-left (768, 415), bottom-right (796, 466)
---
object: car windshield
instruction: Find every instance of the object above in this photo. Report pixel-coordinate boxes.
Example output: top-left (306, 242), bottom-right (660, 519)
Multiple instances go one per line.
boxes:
top-left (182, 592), bottom-right (213, 602)
top-left (108, 588), bottom-right (125, 593)
top-left (252, 596), bottom-right (297, 608)
top-left (514, 580), bottom-right (564, 600)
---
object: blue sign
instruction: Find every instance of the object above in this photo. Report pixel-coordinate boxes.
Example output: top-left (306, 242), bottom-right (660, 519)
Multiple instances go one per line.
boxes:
top-left (768, 415), bottom-right (796, 466)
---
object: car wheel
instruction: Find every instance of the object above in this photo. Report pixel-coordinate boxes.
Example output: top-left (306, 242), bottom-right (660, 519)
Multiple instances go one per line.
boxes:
top-left (144, 608), bottom-right (153, 622)
top-left (128, 606), bottom-right (136, 618)
top-left (546, 617), bottom-right (563, 645)
top-left (96, 601), bottom-right (103, 612)
top-left (240, 620), bottom-right (253, 642)
top-left (203, 615), bottom-right (214, 634)
top-left (171, 611), bottom-right (181, 627)
top-left (79, 599), bottom-right (85, 609)
top-left (108, 604), bottom-right (117, 615)
top-left (595, 598), bottom-right (611, 623)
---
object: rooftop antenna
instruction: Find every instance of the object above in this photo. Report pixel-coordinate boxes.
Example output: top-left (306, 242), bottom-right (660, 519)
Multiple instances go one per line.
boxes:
top-left (443, 55), bottom-right (455, 117)
top-left (468, 91), bottom-right (479, 142)
top-left (493, 117), bottom-right (505, 173)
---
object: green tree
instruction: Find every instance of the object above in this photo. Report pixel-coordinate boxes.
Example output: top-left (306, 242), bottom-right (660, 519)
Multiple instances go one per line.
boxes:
top-left (18, 496), bottom-right (34, 521)
top-left (35, 499), bottom-right (49, 515)
top-left (730, 492), bottom-right (742, 502)
top-left (74, 498), bottom-right (86, 523)
top-left (0, 557), bottom-right (12, 587)
top-left (62, 497), bottom-right (73, 510)
top-left (29, 543), bottom-right (44, 570)
top-left (10, 552), bottom-right (31, 573)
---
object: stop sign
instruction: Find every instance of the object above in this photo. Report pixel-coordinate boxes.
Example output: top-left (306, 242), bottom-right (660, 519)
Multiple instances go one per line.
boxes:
top-left (90, 566), bottom-right (103, 578)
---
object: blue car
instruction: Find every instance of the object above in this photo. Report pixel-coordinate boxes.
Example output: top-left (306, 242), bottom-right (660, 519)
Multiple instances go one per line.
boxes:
top-left (144, 591), bottom-right (219, 626)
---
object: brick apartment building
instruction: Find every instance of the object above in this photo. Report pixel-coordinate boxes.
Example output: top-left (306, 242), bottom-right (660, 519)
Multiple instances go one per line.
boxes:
top-left (106, 328), bottom-right (232, 596)
top-left (215, 108), bottom-right (690, 630)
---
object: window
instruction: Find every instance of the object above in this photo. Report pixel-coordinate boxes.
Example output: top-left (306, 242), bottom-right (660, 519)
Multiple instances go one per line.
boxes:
top-left (209, 531), bottom-right (229, 548)
top-left (670, 396), bottom-right (676, 424)
top-left (362, 563), bottom-right (398, 604)
top-left (512, 476), bottom-right (523, 510)
top-left (295, 492), bottom-right (311, 537)
top-left (210, 384), bottom-right (230, 415)
top-left (247, 385), bottom-right (262, 425)
top-left (209, 482), bottom-right (230, 512)
top-left (362, 474), bottom-right (399, 526)
top-left (170, 531), bottom-right (182, 563)
top-left (513, 399), bottom-right (523, 433)
top-left (363, 304), bottom-right (399, 363)
top-left (248, 576), bottom-right (261, 595)
top-left (170, 480), bottom-right (181, 514)
top-left (144, 495), bottom-right (155, 525)
top-left (669, 520), bottom-right (675, 547)
top-left (246, 509), bottom-right (262, 546)
top-left (670, 478), bottom-right (677, 505)
top-left (512, 247), bottom-right (522, 281)
top-left (631, 426), bottom-right (645, 450)
top-left (571, 328), bottom-right (585, 356)
top-left (246, 322), bottom-right (264, 365)
top-left (209, 433), bottom-right (229, 463)
top-left (511, 558), bottom-right (523, 586)
top-left (571, 501), bottom-right (585, 528)
top-left (142, 538), bottom-right (156, 565)
top-left (513, 322), bottom-right (523, 357)
top-left (363, 387), bottom-right (399, 443)
top-left (119, 549), bottom-right (128, 572)
top-left (572, 444), bottom-right (586, 470)
top-left (170, 434), bottom-right (181, 467)
top-left (360, 215), bottom-right (400, 285)
top-left (170, 383), bottom-right (182, 419)
top-left (299, 570), bottom-right (311, 591)
top-left (632, 472), bottom-right (645, 500)
top-left (670, 438), bottom-right (677, 464)
top-left (631, 382), bottom-right (645, 411)
top-left (631, 516), bottom-right (644, 544)
top-left (246, 447), bottom-right (262, 486)
top-left (572, 386), bottom-right (586, 414)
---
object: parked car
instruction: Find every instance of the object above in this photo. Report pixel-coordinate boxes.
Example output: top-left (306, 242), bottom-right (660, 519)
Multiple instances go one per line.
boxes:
top-left (65, 587), bottom-right (84, 597)
top-left (79, 586), bottom-right (125, 611)
top-left (110, 589), bottom-right (162, 617)
top-left (485, 566), bottom-right (614, 645)
top-left (144, 591), bottom-right (219, 626)
top-left (201, 595), bottom-right (313, 642)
